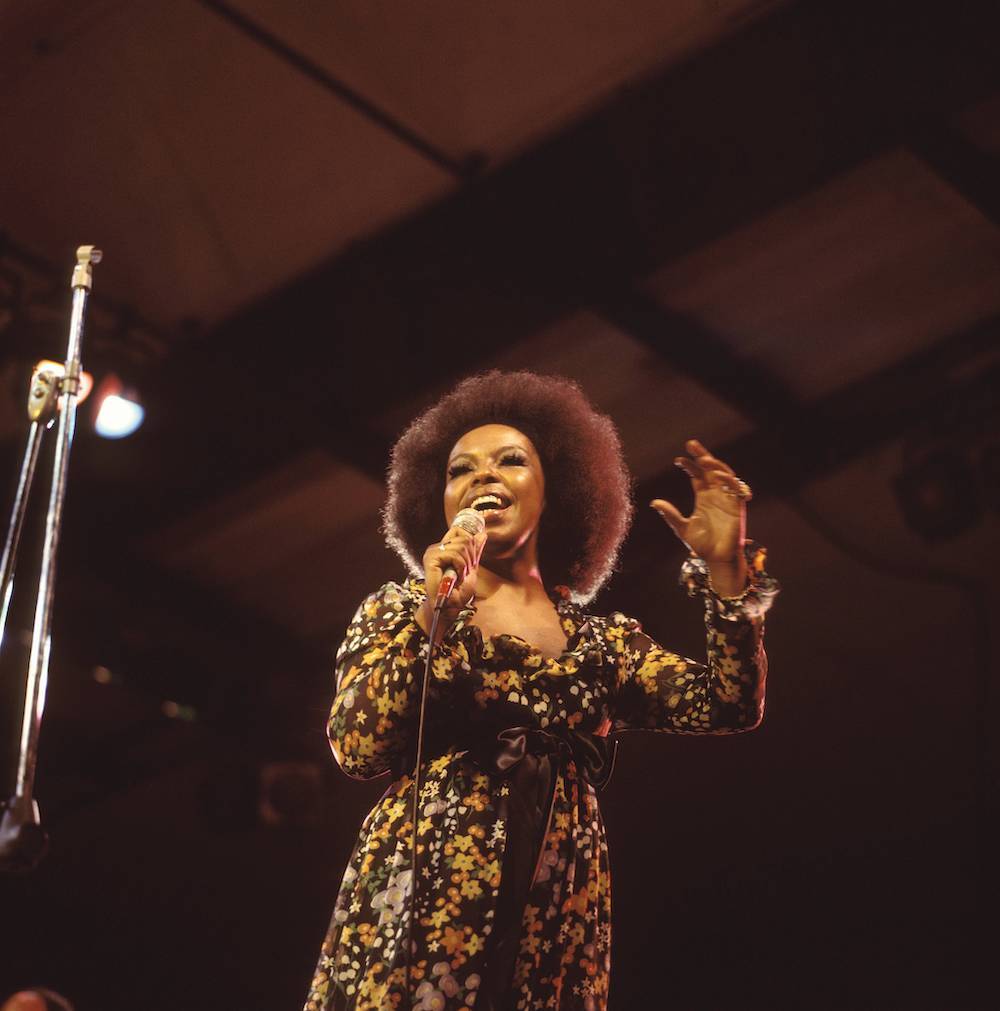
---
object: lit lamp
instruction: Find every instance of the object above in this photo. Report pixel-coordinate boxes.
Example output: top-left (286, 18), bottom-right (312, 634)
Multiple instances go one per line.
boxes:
top-left (91, 373), bottom-right (144, 439)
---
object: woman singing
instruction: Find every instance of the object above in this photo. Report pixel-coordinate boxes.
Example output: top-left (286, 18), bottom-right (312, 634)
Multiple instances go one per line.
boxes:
top-left (305, 371), bottom-right (778, 1011)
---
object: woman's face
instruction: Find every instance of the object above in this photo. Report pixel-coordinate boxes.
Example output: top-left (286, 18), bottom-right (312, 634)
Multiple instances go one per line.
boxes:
top-left (444, 423), bottom-right (545, 558)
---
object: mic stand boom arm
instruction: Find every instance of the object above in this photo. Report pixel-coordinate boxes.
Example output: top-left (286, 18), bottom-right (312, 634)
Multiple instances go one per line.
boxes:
top-left (0, 245), bottom-right (101, 873)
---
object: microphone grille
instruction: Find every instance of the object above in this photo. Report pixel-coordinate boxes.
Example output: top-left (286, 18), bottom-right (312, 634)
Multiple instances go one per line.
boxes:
top-left (452, 508), bottom-right (486, 536)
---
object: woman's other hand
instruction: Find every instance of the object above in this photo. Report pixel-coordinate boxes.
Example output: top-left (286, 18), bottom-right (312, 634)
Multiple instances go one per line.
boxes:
top-left (651, 439), bottom-right (749, 596)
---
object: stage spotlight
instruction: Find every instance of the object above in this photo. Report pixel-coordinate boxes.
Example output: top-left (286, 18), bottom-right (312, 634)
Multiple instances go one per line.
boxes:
top-left (91, 374), bottom-right (144, 439)
top-left (892, 449), bottom-right (981, 541)
top-left (95, 394), bottom-right (144, 438)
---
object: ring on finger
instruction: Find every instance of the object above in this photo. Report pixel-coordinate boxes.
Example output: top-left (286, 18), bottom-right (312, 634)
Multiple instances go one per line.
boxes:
top-left (724, 478), bottom-right (753, 501)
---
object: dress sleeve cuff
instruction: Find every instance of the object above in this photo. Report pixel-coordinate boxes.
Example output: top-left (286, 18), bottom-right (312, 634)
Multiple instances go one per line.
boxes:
top-left (680, 540), bottom-right (780, 621)
top-left (397, 579), bottom-right (471, 669)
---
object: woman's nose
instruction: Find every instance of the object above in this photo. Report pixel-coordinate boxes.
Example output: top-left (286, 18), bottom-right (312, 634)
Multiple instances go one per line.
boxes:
top-left (471, 464), bottom-right (500, 485)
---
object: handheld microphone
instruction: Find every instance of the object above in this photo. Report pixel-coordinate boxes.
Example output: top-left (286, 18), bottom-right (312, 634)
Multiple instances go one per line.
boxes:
top-left (434, 507), bottom-right (486, 608)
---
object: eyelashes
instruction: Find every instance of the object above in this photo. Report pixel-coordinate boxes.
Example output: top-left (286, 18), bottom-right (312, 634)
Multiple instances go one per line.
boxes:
top-left (447, 453), bottom-right (526, 479)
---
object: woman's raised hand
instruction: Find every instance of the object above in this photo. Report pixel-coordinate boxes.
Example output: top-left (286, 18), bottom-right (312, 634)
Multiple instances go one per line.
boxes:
top-left (651, 439), bottom-right (749, 563)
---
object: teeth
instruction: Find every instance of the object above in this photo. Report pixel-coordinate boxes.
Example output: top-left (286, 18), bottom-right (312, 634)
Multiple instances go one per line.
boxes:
top-left (471, 494), bottom-right (505, 511)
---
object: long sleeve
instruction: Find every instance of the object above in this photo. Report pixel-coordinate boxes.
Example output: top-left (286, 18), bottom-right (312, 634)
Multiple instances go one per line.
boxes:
top-left (609, 542), bottom-right (778, 735)
top-left (327, 581), bottom-right (459, 779)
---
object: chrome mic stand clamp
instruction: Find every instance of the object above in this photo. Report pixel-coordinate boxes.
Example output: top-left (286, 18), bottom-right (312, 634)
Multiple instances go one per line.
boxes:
top-left (0, 245), bottom-right (101, 873)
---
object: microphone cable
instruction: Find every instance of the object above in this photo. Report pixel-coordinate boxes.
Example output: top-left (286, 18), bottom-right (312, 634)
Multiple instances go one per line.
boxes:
top-left (403, 507), bottom-right (484, 994)
top-left (403, 595), bottom-right (447, 996)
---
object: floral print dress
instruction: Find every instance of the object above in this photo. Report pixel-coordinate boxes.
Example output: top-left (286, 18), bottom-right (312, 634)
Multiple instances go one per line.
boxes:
top-left (305, 545), bottom-right (778, 1011)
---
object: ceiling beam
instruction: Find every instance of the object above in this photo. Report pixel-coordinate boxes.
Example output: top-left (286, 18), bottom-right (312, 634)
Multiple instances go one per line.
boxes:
top-left (633, 311), bottom-right (1000, 506)
top-left (196, 0), bottom-right (478, 180)
top-left (122, 0), bottom-right (1000, 533)
top-left (593, 289), bottom-right (800, 430)
top-left (909, 122), bottom-right (1000, 227)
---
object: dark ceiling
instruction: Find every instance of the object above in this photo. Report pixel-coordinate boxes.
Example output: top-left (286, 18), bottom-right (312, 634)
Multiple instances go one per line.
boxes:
top-left (1, 1), bottom-right (998, 1008)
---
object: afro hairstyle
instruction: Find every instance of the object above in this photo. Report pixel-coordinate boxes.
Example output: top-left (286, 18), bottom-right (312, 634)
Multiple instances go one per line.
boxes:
top-left (383, 370), bottom-right (633, 602)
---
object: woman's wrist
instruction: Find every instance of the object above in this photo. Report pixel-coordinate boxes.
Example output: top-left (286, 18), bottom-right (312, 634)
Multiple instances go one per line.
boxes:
top-left (415, 598), bottom-right (462, 644)
top-left (681, 540), bottom-right (779, 620)
top-left (415, 599), bottom-right (439, 641)
top-left (705, 554), bottom-right (748, 598)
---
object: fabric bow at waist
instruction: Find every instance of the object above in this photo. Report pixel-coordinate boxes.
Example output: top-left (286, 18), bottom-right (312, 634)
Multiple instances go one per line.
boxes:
top-left (474, 725), bottom-right (616, 791)
top-left (393, 720), bottom-right (617, 791)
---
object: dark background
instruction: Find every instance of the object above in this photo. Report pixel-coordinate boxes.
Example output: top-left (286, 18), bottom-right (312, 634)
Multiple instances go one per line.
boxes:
top-left (1, 1), bottom-right (998, 1008)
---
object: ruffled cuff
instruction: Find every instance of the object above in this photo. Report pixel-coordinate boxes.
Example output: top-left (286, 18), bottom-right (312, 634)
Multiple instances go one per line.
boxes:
top-left (680, 540), bottom-right (780, 621)
top-left (397, 578), bottom-right (474, 669)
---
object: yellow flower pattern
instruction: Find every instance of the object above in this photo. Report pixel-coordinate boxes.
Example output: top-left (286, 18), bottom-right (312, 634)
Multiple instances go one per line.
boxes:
top-left (306, 548), bottom-right (776, 1010)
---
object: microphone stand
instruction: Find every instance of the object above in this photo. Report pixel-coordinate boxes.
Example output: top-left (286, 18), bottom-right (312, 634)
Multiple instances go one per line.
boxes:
top-left (0, 245), bottom-right (101, 873)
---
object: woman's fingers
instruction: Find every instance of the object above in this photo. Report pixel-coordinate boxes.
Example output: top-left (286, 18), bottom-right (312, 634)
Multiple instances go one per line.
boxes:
top-left (680, 439), bottom-right (740, 492)
top-left (674, 455), bottom-right (706, 485)
top-left (438, 547), bottom-right (469, 581)
top-left (471, 529), bottom-right (487, 566)
top-left (687, 439), bottom-right (735, 472)
top-left (719, 472), bottom-right (749, 497)
top-left (457, 530), bottom-right (484, 576)
top-left (424, 543), bottom-right (462, 583)
top-left (440, 528), bottom-right (476, 563)
top-left (424, 525), bottom-right (486, 602)
top-left (675, 455), bottom-right (730, 489)
top-left (650, 498), bottom-right (688, 540)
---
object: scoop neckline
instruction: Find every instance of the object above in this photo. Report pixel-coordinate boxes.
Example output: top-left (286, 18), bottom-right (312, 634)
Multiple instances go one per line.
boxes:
top-left (406, 577), bottom-right (589, 662)
top-left (455, 593), bottom-right (589, 663)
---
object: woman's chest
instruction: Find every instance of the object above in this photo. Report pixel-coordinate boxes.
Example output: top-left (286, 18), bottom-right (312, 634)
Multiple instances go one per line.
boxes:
top-left (468, 599), bottom-right (569, 659)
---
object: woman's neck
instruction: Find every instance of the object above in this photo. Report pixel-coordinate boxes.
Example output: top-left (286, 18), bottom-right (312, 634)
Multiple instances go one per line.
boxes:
top-left (475, 555), bottom-right (545, 603)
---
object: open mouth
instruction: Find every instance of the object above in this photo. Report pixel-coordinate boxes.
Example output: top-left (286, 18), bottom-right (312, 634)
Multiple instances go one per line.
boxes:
top-left (469, 492), bottom-right (511, 513)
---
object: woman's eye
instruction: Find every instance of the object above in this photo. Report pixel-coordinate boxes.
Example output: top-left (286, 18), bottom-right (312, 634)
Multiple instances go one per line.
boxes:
top-left (500, 454), bottom-right (526, 466)
top-left (447, 464), bottom-right (470, 478)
